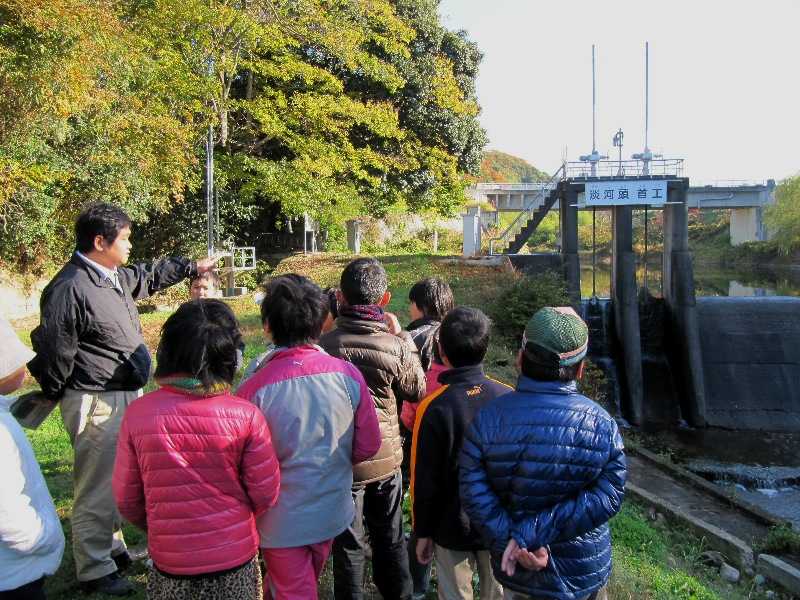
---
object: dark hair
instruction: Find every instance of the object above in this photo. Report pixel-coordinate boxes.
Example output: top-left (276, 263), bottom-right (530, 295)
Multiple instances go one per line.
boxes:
top-left (439, 307), bottom-right (491, 368)
top-left (154, 299), bottom-right (242, 389)
top-left (190, 270), bottom-right (221, 287)
top-left (260, 274), bottom-right (328, 346)
top-left (75, 203), bottom-right (132, 253)
top-left (520, 344), bottom-right (583, 382)
top-left (340, 258), bottom-right (387, 305)
top-left (409, 277), bottom-right (454, 321)
top-left (323, 287), bottom-right (339, 319)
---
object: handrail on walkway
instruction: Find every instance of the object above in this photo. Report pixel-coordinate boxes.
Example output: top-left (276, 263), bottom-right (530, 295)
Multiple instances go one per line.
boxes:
top-left (488, 165), bottom-right (565, 255)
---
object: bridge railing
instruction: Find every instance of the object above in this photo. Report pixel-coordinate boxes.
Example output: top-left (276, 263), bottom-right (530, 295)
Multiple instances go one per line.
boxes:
top-left (474, 182), bottom-right (548, 191)
top-left (565, 158), bottom-right (684, 179)
top-left (689, 179), bottom-right (773, 189)
top-left (488, 165), bottom-right (564, 255)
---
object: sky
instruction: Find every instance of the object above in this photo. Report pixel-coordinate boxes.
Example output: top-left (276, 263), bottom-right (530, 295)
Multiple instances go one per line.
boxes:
top-left (438, 0), bottom-right (800, 183)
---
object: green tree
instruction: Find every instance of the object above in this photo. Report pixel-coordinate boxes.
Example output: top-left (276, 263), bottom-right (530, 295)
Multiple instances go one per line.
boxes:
top-left (0, 0), bottom-right (197, 272)
top-left (0, 0), bottom-right (487, 271)
top-left (765, 175), bottom-right (800, 254)
top-left (137, 0), bottom-right (487, 254)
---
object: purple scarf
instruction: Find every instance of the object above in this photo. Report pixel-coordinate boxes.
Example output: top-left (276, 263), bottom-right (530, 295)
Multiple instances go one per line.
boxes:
top-left (339, 304), bottom-right (385, 322)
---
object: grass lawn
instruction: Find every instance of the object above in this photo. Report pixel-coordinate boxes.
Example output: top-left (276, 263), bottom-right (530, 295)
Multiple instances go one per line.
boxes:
top-left (10, 253), bottom-right (776, 599)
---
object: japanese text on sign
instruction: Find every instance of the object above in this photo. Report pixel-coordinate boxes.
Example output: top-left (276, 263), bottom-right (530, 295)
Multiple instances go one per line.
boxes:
top-left (583, 180), bottom-right (668, 206)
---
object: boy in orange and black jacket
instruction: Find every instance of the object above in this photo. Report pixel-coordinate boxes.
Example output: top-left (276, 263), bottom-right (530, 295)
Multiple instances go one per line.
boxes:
top-left (410, 307), bottom-right (511, 600)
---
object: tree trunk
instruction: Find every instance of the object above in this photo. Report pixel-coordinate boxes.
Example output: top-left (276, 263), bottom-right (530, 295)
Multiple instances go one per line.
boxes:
top-left (219, 105), bottom-right (229, 148)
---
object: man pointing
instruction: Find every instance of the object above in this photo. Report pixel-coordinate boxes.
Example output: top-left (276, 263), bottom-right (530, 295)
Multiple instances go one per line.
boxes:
top-left (28, 202), bottom-right (221, 595)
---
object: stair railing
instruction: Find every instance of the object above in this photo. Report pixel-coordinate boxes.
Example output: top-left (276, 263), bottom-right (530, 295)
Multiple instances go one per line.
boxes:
top-left (488, 164), bottom-right (565, 255)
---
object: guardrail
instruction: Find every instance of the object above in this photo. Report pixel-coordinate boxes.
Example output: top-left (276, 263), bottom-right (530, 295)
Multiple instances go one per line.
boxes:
top-left (474, 182), bottom-right (550, 191)
top-left (689, 179), bottom-right (773, 189)
top-left (218, 246), bottom-right (257, 274)
top-left (565, 158), bottom-right (684, 179)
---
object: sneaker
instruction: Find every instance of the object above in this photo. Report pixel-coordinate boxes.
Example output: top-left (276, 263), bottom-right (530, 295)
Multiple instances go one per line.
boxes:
top-left (81, 572), bottom-right (135, 596)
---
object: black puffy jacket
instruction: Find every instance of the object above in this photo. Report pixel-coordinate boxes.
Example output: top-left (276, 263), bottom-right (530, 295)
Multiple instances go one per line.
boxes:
top-left (459, 376), bottom-right (626, 600)
top-left (407, 316), bottom-right (441, 371)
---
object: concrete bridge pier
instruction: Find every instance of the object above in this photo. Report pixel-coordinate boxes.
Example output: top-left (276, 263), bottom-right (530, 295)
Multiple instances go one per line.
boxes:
top-left (662, 182), bottom-right (707, 427)
top-left (612, 205), bottom-right (645, 426)
top-left (730, 206), bottom-right (768, 246)
top-left (560, 183), bottom-right (581, 304)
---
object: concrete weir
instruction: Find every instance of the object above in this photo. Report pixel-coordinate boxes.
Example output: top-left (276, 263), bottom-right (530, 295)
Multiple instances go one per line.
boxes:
top-left (697, 296), bottom-right (800, 431)
top-left (499, 166), bottom-right (798, 433)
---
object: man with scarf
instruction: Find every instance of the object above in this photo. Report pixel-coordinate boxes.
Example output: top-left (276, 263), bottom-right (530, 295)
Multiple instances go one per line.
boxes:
top-left (321, 258), bottom-right (426, 600)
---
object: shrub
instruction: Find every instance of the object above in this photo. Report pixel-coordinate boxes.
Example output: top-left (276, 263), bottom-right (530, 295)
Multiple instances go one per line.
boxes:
top-left (488, 271), bottom-right (569, 342)
top-left (234, 260), bottom-right (273, 292)
top-left (758, 524), bottom-right (800, 555)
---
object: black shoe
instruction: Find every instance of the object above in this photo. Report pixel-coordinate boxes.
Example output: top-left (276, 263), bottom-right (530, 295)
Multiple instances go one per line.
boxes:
top-left (127, 545), bottom-right (149, 563)
top-left (81, 572), bottom-right (135, 596)
top-left (112, 551), bottom-right (133, 573)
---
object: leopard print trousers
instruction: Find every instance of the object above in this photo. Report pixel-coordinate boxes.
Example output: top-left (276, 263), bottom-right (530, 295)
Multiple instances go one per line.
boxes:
top-left (147, 556), bottom-right (263, 600)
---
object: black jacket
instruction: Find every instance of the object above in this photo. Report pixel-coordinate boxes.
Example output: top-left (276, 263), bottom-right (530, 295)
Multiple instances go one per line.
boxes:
top-left (29, 253), bottom-right (196, 399)
top-left (407, 317), bottom-right (441, 371)
top-left (410, 364), bottom-right (512, 550)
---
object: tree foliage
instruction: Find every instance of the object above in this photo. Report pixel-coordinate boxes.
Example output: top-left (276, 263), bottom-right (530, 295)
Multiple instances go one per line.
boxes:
top-left (765, 175), bottom-right (800, 254)
top-left (0, 0), bottom-right (198, 272)
top-left (0, 0), bottom-right (486, 271)
top-left (479, 150), bottom-right (548, 183)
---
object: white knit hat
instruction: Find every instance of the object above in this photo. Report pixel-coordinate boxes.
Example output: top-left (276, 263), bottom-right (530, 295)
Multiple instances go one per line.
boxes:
top-left (0, 317), bottom-right (35, 380)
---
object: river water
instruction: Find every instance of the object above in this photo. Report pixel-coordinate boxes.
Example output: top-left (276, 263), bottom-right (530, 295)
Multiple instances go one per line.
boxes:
top-left (579, 257), bottom-right (800, 299)
top-left (641, 429), bottom-right (800, 530)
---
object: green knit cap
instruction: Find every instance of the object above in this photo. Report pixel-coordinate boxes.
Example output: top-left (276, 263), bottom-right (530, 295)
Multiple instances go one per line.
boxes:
top-left (522, 307), bottom-right (589, 367)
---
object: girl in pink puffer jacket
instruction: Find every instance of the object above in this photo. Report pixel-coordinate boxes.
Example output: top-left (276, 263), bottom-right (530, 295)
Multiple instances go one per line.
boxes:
top-left (113, 299), bottom-right (280, 600)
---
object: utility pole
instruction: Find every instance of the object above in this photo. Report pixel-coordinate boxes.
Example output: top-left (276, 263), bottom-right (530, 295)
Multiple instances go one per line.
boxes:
top-left (632, 42), bottom-right (662, 175)
top-left (579, 45), bottom-right (608, 176)
top-left (205, 56), bottom-right (216, 256)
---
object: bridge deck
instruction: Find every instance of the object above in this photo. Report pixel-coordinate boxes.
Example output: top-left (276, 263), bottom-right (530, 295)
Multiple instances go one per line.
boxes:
top-left (473, 180), bottom-right (775, 212)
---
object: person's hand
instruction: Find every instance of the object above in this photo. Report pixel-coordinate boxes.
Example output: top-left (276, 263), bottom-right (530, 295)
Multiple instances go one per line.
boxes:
top-left (516, 546), bottom-right (549, 571)
top-left (196, 251), bottom-right (226, 274)
top-left (416, 537), bottom-right (434, 564)
top-left (501, 538), bottom-right (520, 576)
top-left (384, 311), bottom-right (402, 336)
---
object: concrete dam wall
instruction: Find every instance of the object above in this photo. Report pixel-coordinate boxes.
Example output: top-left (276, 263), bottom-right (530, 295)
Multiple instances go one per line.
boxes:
top-left (696, 297), bottom-right (800, 431)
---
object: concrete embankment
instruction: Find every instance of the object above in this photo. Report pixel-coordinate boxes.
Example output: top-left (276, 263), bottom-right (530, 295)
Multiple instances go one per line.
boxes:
top-left (628, 446), bottom-right (800, 596)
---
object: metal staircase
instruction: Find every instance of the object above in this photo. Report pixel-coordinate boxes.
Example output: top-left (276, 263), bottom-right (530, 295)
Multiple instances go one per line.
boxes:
top-left (489, 165), bottom-right (564, 254)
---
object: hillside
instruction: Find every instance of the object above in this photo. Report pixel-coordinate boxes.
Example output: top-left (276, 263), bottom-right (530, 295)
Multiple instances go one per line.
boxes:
top-left (479, 150), bottom-right (549, 183)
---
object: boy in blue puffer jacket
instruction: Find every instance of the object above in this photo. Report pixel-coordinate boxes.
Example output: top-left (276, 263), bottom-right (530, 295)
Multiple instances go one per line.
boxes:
top-left (459, 307), bottom-right (626, 600)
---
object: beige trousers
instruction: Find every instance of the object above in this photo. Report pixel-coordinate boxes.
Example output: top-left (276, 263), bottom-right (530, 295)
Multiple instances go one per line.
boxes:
top-left (503, 586), bottom-right (608, 600)
top-left (434, 545), bottom-right (503, 600)
top-left (60, 388), bottom-right (140, 581)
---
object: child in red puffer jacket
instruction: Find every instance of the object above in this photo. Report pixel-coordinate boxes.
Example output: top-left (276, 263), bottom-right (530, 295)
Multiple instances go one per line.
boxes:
top-left (113, 299), bottom-right (280, 600)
